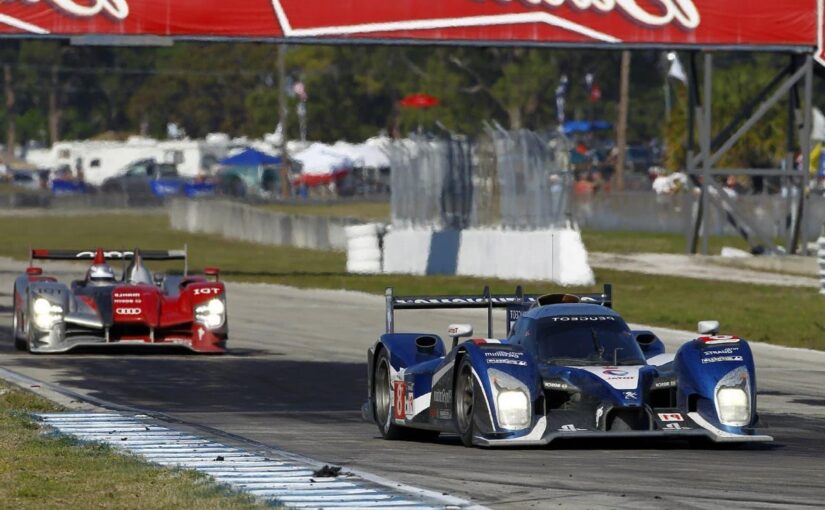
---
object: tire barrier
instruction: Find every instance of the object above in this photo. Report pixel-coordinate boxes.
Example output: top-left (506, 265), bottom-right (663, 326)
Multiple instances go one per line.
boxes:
top-left (345, 223), bottom-right (385, 274)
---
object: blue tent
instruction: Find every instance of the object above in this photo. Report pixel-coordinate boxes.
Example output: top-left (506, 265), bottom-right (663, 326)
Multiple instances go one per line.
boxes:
top-left (219, 148), bottom-right (281, 166)
top-left (562, 120), bottom-right (612, 135)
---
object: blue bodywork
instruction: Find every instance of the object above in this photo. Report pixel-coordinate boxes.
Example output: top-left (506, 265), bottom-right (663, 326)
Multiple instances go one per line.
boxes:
top-left (365, 300), bottom-right (771, 446)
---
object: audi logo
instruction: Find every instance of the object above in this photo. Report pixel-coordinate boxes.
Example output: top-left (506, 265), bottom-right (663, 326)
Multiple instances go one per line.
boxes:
top-left (116, 308), bottom-right (142, 316)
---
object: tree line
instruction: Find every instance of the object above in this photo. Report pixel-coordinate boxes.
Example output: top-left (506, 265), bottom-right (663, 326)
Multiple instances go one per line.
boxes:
top-left (0, 40), bottom-right (817, 171)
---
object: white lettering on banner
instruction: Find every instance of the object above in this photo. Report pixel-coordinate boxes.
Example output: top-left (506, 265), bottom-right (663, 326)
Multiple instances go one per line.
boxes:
top-left (6, 0), bottom-right (130, 20)
top-left (510, 0), bottom-right (700, 29)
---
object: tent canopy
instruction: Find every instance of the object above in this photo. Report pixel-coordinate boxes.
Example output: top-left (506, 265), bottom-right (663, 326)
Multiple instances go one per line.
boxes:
top-left (219, 148), bottom-right (281, 166)
top-left (563, 120), bottom-right (613, 135)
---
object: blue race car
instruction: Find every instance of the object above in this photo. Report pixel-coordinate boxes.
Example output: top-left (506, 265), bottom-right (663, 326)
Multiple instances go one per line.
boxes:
top-left (362, 285), bottom-right (772, 447)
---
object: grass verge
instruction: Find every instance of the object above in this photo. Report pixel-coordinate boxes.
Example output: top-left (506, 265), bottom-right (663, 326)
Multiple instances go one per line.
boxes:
top-left (0, 380), bottom-right (267, 509)
top-left (1, 213), bottom-right (822, 350)
top-left (581, 229), bottom-right (753, 255)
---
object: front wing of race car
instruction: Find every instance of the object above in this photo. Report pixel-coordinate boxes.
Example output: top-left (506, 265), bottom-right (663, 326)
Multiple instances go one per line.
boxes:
top-left (474, 411), bottom-right (773, 446)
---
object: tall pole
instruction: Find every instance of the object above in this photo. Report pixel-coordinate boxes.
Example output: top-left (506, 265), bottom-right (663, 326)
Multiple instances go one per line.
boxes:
top-left (700, 52), bottom-right (713, 256)
top-left (4, 63), bottom-right (15, 163)
top-left (278, 43), bottom-right (290, 198)
top-left (614, 50), bottom-right (631, 191)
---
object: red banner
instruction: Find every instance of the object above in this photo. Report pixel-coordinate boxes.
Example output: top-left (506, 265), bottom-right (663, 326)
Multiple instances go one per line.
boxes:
top-left (0, 1), bottom-right (821, 58)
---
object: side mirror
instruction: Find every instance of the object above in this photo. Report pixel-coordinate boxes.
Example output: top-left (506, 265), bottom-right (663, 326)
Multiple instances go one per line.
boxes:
top-left (26, 266), bottom-right (43, 276)
top-left (447, 324), bottom-right (473, 341)
top-left (204, 267), bottom-right (220, 281)
top-left (698, 320), bottom-right (720, 335)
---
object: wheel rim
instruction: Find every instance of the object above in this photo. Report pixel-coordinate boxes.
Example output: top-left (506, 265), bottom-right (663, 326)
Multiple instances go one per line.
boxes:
top-left (375, 357), bottom-right (392, 426)
top-left (455, 365), bottom-right (474, 433)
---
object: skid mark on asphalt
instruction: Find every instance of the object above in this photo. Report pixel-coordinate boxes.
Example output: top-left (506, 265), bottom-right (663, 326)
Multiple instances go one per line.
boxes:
top-left (36, 412), bottom-right (472, 510)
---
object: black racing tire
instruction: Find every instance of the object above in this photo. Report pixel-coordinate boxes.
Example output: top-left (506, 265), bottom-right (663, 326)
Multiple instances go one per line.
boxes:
top-left (453, 356), bottom-right (477, 447)
top-left (373, 348), bottom-right (438, 441)
top-left (12, 287), bottom-right (27, 351)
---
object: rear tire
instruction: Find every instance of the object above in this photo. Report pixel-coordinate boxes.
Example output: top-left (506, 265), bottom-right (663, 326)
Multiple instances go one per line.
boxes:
top-left (453, 356), bottom-right (477, 447)
top-left (12, 288), bottom-right (26, 351)
top-left (373, 348), bottom-right (438, 441)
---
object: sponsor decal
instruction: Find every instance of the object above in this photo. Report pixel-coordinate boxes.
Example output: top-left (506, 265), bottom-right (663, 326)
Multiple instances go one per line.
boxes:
top-left (658, 413), bottom-right (684, 422)
top-left (77, 250), bottom-right (134, 259)
top-left (623, 391), bottom-right (638, 399)
top-left (653, 378), bottom-right (676, 389)
top-left (484, 351), bottom-right (528, 366)
top-left (558, 424), bottom-right (586, 432)
top-left (603, 369), bottom-right (628, 376)
top-left (703, 347), bottom-right (740, 356)
top-left (115, 308), bottom-right (141, 316)
top-left (437, 409), bottom-right (452, 420)
top-left (193, 287), bottom-right (221, 296)
top-left (699, 335), bottom-right (740, 345)
top-left (486, 358), bottom-right (528, 366)
top-left (663, 422), bottom-right (691, 431)
top-left (393, 381), bottom-right (406, 420)
top-left (701, 355), bottom-right (744, 364)
top-left (432, 388), bottom-right (452, 404)
top-left (543, 380), bottom-right (573, 391)
top-left (551, 316), bottom-right (615, 322)
top-left (404, 383), bottom-right (415, 419)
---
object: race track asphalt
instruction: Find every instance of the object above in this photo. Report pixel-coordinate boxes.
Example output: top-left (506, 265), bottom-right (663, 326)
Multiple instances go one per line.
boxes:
top-left (1, 260), bottom-right (824, 509)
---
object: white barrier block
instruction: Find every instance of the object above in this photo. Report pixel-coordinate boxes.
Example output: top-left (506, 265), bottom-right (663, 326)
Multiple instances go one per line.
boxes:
top-left (555, 228), bottom-right (596, 286)
top-left (382, 229), bottom-right (432, 274)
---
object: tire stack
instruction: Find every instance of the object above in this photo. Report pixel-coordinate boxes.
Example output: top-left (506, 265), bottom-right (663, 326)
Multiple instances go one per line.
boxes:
top-left (346, 223), bottom-right (384, 274)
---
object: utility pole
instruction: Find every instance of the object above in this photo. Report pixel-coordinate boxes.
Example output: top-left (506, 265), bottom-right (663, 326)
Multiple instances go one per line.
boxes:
top-left (615, 50), bottom-right (631, 192)
top-left (4, 63), bottom-right (15, 162)
top-left (278, 43), bottom-right (290, 198)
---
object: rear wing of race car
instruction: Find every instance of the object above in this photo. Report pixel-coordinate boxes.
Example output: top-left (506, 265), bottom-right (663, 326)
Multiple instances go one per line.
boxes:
top-left (30, 247), bottom-right (190, 274)
top-left (385, 284), bottom-right (612, 337)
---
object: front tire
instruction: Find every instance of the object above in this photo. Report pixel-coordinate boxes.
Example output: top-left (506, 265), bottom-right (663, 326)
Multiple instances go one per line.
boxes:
top-left (453, 356), bottom-right (477, 447)
top-left (373, 348), bottom-right (438, 441)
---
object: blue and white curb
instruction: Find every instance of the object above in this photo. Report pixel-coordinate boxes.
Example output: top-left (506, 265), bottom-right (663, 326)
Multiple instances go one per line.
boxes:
top-left (36, 412), bottom-right (474, 510)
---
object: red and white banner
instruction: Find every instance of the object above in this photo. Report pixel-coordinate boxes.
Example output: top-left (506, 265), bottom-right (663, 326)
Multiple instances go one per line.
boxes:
top-left (0, 1), bottom-right (823, 61)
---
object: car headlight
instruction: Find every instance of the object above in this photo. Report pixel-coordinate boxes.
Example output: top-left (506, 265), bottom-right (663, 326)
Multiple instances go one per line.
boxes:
top-left (497, 390), bottom-right (530, 430)
top-left (716, 387), bottom-right (750, 426)
top-left (488, 368), bottom-right (532, 430)
top-left (33, 297), bottom-right (63, 330)
top-left (195, 298), bottom-right (225, 329)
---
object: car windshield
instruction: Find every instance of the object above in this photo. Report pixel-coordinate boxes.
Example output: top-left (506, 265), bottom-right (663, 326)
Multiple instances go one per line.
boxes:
top-left (535, 317), bottom-right (645, 366)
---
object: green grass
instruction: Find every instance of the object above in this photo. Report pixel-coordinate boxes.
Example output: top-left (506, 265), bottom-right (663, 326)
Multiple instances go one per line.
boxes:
top-left (0, 381), bottom-right (268, 510)
top-left (1, 213), bottom-right (823, 350)
top-left (259, 201), bottom-right (390, 221)
top-left (581, 229), bottom-right (753, 255)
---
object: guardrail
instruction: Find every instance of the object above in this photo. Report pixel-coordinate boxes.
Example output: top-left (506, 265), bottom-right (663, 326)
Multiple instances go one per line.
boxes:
top-left (168, 198), bottom-right (363, 251)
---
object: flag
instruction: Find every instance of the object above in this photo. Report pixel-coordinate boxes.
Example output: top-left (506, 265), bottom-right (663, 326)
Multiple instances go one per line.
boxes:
top-left (668, 54), bottom-right (687, 84)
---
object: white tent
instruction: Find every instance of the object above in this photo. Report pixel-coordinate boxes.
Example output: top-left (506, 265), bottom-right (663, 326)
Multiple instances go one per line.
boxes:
top-left (331, 141), bottom-right (391, 168)
top-left (292, 143), bottom-right (353, 186)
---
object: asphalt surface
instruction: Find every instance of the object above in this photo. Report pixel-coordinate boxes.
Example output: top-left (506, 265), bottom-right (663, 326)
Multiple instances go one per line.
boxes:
top-left (2, 259), bottom-right (824, 509)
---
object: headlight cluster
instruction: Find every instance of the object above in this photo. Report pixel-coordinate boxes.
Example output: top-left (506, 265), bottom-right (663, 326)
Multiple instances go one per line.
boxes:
top-left (488, 368), bottom-right (531, 430)
top-left (195, 298), bottom-right (225, 329)
top-left (715, 366), bottom-right (752, 427)
top-left (33, 297), bottom-right (63, 330)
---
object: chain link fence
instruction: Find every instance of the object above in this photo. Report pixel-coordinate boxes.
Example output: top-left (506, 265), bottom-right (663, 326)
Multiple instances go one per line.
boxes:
top-left (384, 127), bottom-right (572, 230)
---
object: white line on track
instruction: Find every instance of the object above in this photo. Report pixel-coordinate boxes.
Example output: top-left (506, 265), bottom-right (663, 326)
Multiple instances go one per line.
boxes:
top-left (36, 412), bottom-right (473, 510)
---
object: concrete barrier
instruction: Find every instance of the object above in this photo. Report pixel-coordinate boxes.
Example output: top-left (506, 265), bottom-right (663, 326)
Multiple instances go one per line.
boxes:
top-left (382, 227), bottom-right (594, 286)
top-left (168, 199), bottom-right (361, 251)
